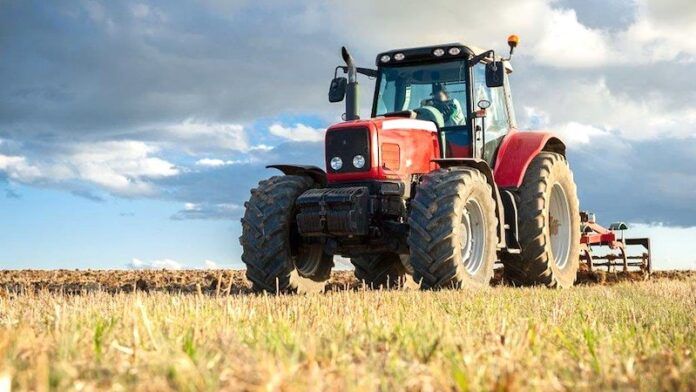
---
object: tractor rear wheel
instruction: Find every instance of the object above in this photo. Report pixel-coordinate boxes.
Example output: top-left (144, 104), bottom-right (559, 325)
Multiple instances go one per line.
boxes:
top-left (502, 152), bottom-right (580, 288)
top-left (351, 253), bottom-right (410, 289)
top-left (240, 175), bottom-right (333, 293)
top-left (408, 168), bottom-right (498, 289)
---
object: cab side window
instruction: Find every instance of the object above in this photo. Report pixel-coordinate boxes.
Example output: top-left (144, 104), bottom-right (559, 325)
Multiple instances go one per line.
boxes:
top-left (473, 64), bottom-right (509, 164)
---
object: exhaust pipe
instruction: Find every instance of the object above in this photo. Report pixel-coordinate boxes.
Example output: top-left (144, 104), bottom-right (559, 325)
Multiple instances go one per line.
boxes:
top-left (341, 46), bottom-right (359, 120)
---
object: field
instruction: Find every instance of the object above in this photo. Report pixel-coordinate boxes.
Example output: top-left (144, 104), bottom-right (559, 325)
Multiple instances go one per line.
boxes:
top-left (0, 270), bottom-right (695, 391)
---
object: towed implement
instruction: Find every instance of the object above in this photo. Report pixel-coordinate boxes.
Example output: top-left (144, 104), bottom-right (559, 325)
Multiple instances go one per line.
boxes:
top-left (580, 212), bottom-right (652, 273)
top-left (239, 35), bottom-right (650, 293)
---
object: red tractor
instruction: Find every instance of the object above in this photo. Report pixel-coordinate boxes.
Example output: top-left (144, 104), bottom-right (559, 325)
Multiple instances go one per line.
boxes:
top-left (240, 36), bottom-right (582, 292)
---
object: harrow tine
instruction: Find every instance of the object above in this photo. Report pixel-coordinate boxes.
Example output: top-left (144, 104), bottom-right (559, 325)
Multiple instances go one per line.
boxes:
top-left (579, 212), bottom-right (652, 274)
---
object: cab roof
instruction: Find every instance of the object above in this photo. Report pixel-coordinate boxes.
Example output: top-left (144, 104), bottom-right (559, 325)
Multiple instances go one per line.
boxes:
top-left (376, 43), bottom-right (513, 73)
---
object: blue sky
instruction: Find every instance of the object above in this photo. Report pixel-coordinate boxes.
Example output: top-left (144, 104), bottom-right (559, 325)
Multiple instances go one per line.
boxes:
top-left (1, 0), bottom-right (695, 270)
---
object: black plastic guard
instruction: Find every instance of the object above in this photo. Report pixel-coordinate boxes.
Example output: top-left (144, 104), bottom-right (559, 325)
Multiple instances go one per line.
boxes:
top-left (267, 165), bottom-right (327, 187)
top-left (296, 187), bottom-right (369, 236)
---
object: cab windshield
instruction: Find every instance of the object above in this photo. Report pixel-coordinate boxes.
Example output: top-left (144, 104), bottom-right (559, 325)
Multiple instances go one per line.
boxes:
top-left (374, 60), bottom-right (468, 129)
top-left (374, 60), bottom-right (471, 158)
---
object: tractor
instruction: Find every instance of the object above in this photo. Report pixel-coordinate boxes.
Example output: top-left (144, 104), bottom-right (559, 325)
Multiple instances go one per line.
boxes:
top-left (239, 36), bottom-right (627, 293)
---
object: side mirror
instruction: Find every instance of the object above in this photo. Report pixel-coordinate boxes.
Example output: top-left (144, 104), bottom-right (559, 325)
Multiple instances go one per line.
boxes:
top-left (328, 77), bottom-right (347, 102)
top-left (485, 62), bottom-right (505, 88)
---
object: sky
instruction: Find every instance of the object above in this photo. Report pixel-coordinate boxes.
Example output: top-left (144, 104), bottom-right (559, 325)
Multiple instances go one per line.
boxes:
top-left (1, 0), bottom-right (695, 270)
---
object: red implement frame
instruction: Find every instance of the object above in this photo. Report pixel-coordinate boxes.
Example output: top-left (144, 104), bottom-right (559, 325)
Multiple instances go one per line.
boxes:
top-left (579, 212), bottom-right (652, 273)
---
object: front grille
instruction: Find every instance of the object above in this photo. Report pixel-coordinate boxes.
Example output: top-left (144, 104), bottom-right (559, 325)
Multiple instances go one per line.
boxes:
top-left (325, 127), bottom-right (370, 173)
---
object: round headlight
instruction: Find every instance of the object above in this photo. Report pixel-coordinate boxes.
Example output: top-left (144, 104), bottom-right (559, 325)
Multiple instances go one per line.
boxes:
top-left (330, 156), bottom-right (343, 170)
top-left (352, 155), bottom-right (365, 169)
top-left (448, 47), bottom-right (461, 55)
top-left (380, 54), bottom-right (391, 63)
top-left (433, 48), bottom-right (445, 57)
top-left (393, 52), bottom-right (405, 61)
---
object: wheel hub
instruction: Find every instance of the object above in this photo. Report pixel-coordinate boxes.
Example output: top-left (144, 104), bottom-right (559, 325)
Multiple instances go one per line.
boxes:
top-left (549, 183), bottom-right (571, 269)
top-left (459, 199), bottom-right (486, 275)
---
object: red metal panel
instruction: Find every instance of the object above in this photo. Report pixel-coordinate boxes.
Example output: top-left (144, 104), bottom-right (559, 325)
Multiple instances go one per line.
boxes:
top-left (325, 118), bottom-right (440, 183)
top-left (493, 129), bottom-right (561, 188)
top-left (581, 232), bottom-right (617, 245)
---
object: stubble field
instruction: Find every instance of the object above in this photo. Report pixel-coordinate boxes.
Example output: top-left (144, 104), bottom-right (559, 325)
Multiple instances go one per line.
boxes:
top-left (0, 270), bottom-right (694, 391)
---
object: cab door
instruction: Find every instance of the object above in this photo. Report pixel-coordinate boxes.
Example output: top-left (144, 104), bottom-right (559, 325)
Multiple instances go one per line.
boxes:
top-left (472, 63), bottom-right (513, 164)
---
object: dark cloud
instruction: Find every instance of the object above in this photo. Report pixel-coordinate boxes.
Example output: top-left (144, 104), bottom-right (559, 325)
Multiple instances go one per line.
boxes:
top-left (4, 188), bottom-right (21, 199)
top-left (570, 136), bottom-right (696, 226)
top-left (0, 1), bottom-right (343, 141)
top-left (70, 189), bottom-right (105, 202)
top-left (156, 140), bottom-right (323, 218)
top-left (555, 0), bottom-right (636, 30)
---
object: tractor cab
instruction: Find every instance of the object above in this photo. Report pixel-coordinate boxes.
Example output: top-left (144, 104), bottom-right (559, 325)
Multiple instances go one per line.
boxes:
top-left (329, 39), bottom-right (518, 167)
top-left (372, 43), bottom-right (516, 165)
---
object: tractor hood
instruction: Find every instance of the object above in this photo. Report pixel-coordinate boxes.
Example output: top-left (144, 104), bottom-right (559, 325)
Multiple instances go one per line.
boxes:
top-left (324, 117), bottom-right (440, 183)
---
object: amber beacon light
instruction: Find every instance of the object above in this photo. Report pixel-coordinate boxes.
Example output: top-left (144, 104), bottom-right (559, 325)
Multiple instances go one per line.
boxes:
top-left (507, 34), bottom-right (520, 57)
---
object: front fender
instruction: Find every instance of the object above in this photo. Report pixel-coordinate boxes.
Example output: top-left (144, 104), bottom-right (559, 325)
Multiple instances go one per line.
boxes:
top-left (267, 165), bottom-right (327, 186)
top-left (493, 130), bottom-right (565, 189)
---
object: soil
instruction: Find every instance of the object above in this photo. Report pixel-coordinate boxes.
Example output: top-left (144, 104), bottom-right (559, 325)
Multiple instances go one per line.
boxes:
top-left (1, 268), bottom-right (692, 295)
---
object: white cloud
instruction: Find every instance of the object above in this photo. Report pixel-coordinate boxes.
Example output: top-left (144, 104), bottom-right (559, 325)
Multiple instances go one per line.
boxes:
top-left (171, 202), bottom-right (242, 220)
top-left (555, 122), bottom-right (609, 146)
top-left (333, 255), bottom-right (353, 271)
top-left (128, 258), bottom-right (182, 270)
top-left (127, 258), bottom-right (227, 270)
top-left (160, 119), bottom-right (249, 152)
top-left (533, 8), bottom-right (610, 67)
top-left (69, 141), bottom-right (179, 194)
top-left (269, 123), bottom-right (325, 142)
top-left (0, 155), bottom-right (45, 182)
top-left (520, 79), bottom-right (696, 144)
top-left (204, 259), bottom-right (219, 269)
top-left (195, 158), bottom-right (227, 167)
top-left (194, 157), bottom-right (255, 167)
top-left (320, 0), bottom-right (694, 68)
top-left (0, 141), bottom-right (178, 196)
top-left (619, 0), bottom-right (696, 63)
top-left (249, 144), bottom-right (274, 152)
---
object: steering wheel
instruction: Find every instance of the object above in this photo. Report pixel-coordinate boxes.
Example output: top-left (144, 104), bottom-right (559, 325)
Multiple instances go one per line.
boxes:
top-left (413, 106), bottom-right (445, 128)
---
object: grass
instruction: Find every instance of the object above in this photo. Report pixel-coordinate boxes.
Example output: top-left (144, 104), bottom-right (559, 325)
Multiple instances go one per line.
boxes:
top-left (0, 277), bottom-right (694, 391)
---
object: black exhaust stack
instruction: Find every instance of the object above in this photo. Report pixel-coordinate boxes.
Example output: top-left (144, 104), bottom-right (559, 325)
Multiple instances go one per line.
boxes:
top-left (341, 46), bottom-right (359, 120)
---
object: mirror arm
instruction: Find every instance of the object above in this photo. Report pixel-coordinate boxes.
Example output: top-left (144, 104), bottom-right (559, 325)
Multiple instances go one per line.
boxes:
top-left (468, 50), bottom-right (495, 67)
top-left (336, 66), bottom-right (378, 78)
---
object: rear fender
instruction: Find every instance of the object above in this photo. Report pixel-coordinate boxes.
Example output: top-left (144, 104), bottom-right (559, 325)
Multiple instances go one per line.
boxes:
top-left (493, 130), bottom-right (566, 189)
top-left (433, 158), bottom-right (506, 248)
top-left (267, 165), bottom-right (327, 187)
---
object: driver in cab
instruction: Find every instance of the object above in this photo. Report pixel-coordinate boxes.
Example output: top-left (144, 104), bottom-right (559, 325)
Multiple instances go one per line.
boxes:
top-left (421, 84), bottom-right (464, 126)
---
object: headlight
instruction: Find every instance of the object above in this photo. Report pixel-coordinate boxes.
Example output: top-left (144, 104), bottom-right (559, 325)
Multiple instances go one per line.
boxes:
top-left (352, 155), bottom-right (365, 169)
top-left (433, 48), bottom-right (445, 57)
top-left (393, 52), bottom-right (405, 61)
top-left (380, 54), bottom-right (391, 63)
top-left (448, 47), bottom-right (461, 55)
top-left (330, 156), bottom-right (343, 170)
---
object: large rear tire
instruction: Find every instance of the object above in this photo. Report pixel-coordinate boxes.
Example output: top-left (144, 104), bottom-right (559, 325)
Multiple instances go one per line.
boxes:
top-left (501, 152), bottom-right (580, 288)
top-left (408, 168), bottom-right (498, 289)
top-left (240, 175), bottom-right (333, 293)
top-left (351, 253), bottom-right (410, 289)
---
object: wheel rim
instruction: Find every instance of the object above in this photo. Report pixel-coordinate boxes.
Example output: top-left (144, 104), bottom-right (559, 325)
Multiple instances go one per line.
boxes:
top-left (549, 183), bottom-right (571, 269)
top-left (460, 198), bottom-right (486, 275)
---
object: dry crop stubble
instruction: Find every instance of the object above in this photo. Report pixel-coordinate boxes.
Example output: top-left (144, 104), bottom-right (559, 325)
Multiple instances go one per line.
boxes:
top-left (0, 271), bottom-right (694, 391)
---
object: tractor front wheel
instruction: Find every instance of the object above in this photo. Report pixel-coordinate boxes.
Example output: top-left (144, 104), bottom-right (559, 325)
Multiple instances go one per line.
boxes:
top-left (408, 168), bottom-right (498, 289)
top-left (502, 152), bottom-right (580, 288)
top-left (351, 253), bottom-right (411, 289)
top-left (240, 175), bottom-right (333, 293)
